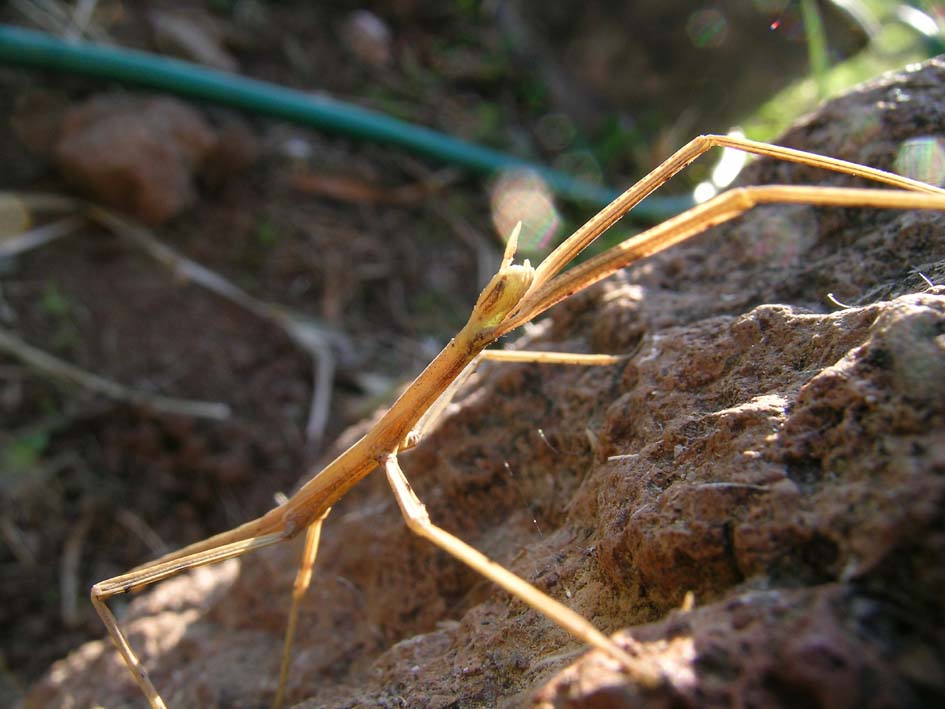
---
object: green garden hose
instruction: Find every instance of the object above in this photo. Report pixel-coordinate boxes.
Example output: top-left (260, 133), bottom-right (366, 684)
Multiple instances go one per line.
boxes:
top-left (0, 24), bottom-right (692, 219)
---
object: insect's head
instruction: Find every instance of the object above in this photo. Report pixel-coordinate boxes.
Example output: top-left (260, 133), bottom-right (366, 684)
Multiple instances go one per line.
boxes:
top-left (468, 222), bottom-right (535, 331)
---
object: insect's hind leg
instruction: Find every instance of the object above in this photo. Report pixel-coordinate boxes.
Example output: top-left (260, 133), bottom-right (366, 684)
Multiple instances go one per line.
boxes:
top-left (403, 349), bottom-right (625, 452)
top-left (272, 509), bottom-right (330, 709)
top-left (91, 530), bottom-right (288, 709)
top-left (480, 350), bottom-right (626, 365)
top-left (381, 452), bottom-right (662, 687)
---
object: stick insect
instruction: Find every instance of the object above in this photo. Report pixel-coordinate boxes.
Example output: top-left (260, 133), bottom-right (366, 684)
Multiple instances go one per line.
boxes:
top-left (92, 134), bottom-right (945, 708)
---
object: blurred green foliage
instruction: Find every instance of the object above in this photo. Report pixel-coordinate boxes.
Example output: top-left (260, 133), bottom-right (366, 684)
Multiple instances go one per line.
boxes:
top-left (2, 431), bottom-right (49, 474)
top-left (744, 0), bottom-right (944, 141)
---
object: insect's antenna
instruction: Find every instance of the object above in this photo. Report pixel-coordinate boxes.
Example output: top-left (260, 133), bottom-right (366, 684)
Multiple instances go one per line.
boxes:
top-left (502, 220), bottom-right (523, 267)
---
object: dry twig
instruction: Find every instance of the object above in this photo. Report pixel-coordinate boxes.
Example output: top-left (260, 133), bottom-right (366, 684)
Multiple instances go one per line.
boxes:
top-left (0, 325), bottom-right (231, 419)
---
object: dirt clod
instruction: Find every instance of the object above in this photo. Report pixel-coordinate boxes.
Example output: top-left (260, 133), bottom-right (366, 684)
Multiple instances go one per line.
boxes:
top-left (54, 94), bottom-right (219, 224)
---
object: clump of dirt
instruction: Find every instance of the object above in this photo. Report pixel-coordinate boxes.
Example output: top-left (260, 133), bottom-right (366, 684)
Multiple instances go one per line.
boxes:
top-left (54, 94), bottom-right (224, 224)
top-left (25, 56), bottom-right (945, 709)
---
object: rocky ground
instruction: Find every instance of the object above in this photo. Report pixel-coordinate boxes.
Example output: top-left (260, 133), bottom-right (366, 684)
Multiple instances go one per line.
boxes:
top-left (24, 56), bottom-right (945, 709)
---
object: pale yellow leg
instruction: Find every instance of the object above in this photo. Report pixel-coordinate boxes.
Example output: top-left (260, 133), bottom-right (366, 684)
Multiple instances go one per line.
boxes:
top-left (479, 350), bottom-right (624, 365)
top-left (272, 510), bottom-right (330, 709)
top-left (381, 453), bottom-right (661, 686)
top-left (404, 349), bottom-right (624, 451)
top-left (529, 133), bottom-right (945, 291)
top-left (502, 184), bottom-right (945, 335)
top-left (91, 531), bottom-right (288, 709)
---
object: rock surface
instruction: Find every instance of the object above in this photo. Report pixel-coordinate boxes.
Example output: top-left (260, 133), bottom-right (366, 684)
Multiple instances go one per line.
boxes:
top-left (28, 60), bottom-right (945, 707)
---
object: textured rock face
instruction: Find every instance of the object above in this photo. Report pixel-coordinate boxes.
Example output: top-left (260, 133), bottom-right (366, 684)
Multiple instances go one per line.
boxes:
top-left (535, 291), bottom-right (945, 708)
top-left (29, 60), bottom-right (945, 708)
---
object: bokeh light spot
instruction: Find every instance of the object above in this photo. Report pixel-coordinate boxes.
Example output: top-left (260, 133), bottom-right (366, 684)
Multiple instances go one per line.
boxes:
top-left (553, 150), bottom-right (602, 187)
top-left (0, 194), bottom-right (31, 239)
top-left (746, 205), bottom-right (819, 267)
top-left (693, 182), bottom-right (717, 204)
top-left (828, 107), bottom-right (882, 150)
top-left (686, 9), bottom-right (729, 49)
top-left (536, 113), bottom-right (576, 152)
top-left (490, 170), bottom-right (561, 255)
top-left (894, 137), bottom-right (945, 187)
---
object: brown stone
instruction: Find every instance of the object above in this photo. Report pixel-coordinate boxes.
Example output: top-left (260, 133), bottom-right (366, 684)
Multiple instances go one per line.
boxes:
top-left (54, 94), bottom-right (218, 224)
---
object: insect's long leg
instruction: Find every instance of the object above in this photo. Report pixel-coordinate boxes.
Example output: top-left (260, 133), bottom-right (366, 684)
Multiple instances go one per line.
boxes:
top-left (479, 350), bottom-right (624, 365)
top-left (530, 134), bottom-right (945, 292)
top-left (273, 511), bottom-right (330, 709)
top-left (92, 530), bottom-right (289, 709)
top-left (405, 350), bottom-right (623, 451)
top-left (502, 186), bottom-right (945, 336)
top-left (381, 453), bottom-right (662, 686)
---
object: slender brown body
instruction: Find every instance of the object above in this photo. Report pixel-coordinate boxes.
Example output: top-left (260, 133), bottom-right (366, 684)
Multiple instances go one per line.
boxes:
top-left (136, 245), bottom-right (531, 570)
